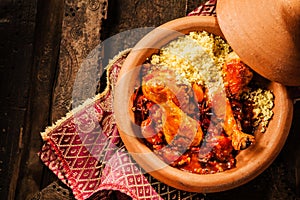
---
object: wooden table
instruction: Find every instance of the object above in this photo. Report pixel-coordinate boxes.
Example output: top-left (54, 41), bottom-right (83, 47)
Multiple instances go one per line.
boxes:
top-left (1, 0), bottom-right (299, 199)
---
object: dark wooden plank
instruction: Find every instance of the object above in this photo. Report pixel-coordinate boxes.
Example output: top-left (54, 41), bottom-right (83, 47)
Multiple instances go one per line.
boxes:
top-left (14, 1), bottom-right (65, 199)
top-left (50, 0), bottom-right (108, 123)
top-left (0, 0), bottom-right (37, 199)
top-left (291, 101), bottom-right (300, 197)
top-left (186, 0), bottom-right (207, 14)
top-left (102, 0), bottom-right (187, 35)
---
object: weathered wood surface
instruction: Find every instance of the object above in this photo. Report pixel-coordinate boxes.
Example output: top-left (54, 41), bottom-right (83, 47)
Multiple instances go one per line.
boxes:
top-left (15, 1), bottom-right (65, 199)
top-left (0, 0), bottom-right (37, 199)
top-left (51, 0), bottom-right (108, 122)
top-left (0, 0), bottom-right (299, 200)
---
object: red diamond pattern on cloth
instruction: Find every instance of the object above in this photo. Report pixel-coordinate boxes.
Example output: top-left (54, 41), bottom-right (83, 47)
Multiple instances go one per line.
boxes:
top-left (96, 148), bottom-right (162, 200)
top-left (39, 1), bottom-right (217, 199)
top-left (188, 0), bottom-right (217, 16)
top-left (39, 53), bottom-right (127, 200)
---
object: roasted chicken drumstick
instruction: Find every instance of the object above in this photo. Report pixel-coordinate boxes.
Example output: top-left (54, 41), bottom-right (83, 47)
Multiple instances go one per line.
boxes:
top-left (222, 53), bottom-right (255, 150)
top-left (142, 70), bottom-right (203, 147)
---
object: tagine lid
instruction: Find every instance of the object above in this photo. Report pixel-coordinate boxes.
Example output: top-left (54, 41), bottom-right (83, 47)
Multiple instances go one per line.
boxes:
top-left (216, 0), bottom-right (300, 86)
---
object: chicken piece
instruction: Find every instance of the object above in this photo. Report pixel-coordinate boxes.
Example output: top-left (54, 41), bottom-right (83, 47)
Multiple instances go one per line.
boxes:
top-left (223, 99), bottom-right (255, 150)
top-left (142, 70), bottom-right (203, 147)
top-left (225, 102), bottom-right (255, 150)
top-left (223, 52), bottom-right (253, 99)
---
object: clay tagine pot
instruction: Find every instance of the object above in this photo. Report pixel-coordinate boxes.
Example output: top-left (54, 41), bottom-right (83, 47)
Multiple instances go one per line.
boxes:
top-left (113, 16), bottom-right (294, 193)
top-left (217, 0), bottom-right (300, 86)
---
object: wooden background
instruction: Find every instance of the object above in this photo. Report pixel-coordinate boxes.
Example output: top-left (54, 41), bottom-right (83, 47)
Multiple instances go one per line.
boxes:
top-left (0, 0), bottom-right (299, 199)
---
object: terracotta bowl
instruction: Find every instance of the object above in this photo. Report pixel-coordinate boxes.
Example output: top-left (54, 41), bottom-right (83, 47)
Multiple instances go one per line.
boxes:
top-left (113, 16), bottom-right (293, 193)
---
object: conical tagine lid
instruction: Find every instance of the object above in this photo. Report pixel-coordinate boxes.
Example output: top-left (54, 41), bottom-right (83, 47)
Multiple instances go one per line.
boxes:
top-left (217, 0), bottom-right (300, 86)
